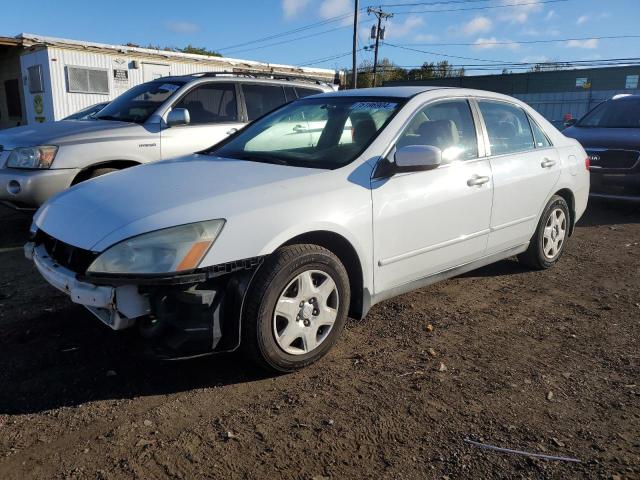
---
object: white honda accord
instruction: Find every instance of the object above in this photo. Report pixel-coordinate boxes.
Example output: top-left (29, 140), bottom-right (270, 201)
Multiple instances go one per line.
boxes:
top-left (26, 86), bottom-right (590, 371)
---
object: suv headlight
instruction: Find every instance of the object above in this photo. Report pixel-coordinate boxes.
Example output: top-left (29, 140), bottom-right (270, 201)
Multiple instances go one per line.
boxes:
top-left (87, 220), bottom-right (225, 275)
top-left (6, 146), bottom-right (58, 169)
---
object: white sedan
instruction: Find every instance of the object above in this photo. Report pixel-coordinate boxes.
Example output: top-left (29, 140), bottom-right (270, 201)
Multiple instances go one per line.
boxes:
top-left (26, 86), bottom-right (590, 371)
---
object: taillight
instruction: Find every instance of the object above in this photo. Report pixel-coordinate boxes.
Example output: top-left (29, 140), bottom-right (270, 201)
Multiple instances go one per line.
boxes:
top-left (585, 156), bottom-right (590, 170)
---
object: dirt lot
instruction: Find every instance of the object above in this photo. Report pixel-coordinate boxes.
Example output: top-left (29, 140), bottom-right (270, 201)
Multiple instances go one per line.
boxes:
top-left (0, 201), bottom-right (638, 480)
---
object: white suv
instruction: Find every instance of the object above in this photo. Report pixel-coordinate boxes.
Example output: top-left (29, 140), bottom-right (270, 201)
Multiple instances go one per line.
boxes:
top-left (0, 73), bottom-right (333, 209)
top-left (26, 86), bottom-right (590, 371)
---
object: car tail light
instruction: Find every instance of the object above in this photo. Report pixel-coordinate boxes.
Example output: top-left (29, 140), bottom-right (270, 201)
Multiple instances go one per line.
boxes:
top-left (585, 157), bottom-right (590, 170)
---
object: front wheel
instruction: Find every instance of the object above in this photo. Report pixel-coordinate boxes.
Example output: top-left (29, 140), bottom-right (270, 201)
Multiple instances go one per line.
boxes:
top-left (242, 244), bottom-right (350, 372)
top-left (518, 195), bottom-right (570, 270)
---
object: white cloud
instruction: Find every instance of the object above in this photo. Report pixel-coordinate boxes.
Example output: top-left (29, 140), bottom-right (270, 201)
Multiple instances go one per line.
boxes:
top-left (282, 0), bottom-right (310, 19)
top-left (165, 21), bottom-right (200, 34)
top-left (566, 38), bottom-right (599, 49)
top-left (521, 54), bottom-right (551, 64)
top-left (523, 27), bottom-right (560, 37)
top-left (414, 33), bottom-right (437, 42)
top-left (473, 37), bottom-right (520, 51)
top-left (498, 0), bottom-right (543, 23)
top-left (576, 15), bottom-right (589, 25)
top-left (545, 10), bottom-right (555, 20)
top-left (385, 16), bottom-right (425, 38)
top-left (460, 16), bottom-right (492, 36)
top-left (319, 0), bottom-right (351, 19)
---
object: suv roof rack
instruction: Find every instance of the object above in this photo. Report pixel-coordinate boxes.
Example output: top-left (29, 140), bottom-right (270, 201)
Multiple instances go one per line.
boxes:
top-left (184, 69), bottom-right (340, 86)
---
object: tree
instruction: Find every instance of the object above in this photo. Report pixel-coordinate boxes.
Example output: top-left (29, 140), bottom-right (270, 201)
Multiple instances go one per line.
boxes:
top-left (178, 45), bottom-right (222, 57)
top-left (528, 61), bottom-right (563, 72)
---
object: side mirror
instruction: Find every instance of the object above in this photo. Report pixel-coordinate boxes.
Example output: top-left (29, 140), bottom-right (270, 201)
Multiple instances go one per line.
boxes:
top-left (167, 108), bottom-right (190, 127)
top-left (564, 118), bottom-right (577, 128)
top-left (394, 145), bottom-right (442, 171)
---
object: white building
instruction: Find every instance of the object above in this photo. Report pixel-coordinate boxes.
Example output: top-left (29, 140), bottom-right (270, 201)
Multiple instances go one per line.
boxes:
top-left (0, 33), bottom-right (340, 129)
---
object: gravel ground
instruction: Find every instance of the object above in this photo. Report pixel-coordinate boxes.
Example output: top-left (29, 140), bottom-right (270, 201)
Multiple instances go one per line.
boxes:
top-left (0, 201), bottom-right (638, 480)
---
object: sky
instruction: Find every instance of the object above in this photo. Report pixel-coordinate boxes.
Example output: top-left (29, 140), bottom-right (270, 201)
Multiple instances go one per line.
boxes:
top-left (2, 0), bottom-right (639, 74)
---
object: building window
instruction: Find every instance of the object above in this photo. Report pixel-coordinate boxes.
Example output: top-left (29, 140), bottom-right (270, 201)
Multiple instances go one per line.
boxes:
top-left (575, 77), bottom-right (589, 89)
top-left (27, 65), bottom-right (44, 93)
top-left (4, 79), bottom-right (22, 118)
top-left (626, 75), bottom-right (639, 89)
top-left (66, 66), bottom-right (109, 94)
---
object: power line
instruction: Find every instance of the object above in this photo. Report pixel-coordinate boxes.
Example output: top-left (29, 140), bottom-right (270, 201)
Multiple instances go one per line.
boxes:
top-left (298, 50), bottom-right (364, 67)
top-left (381, 0), bottom-right (493, 6)
top-left (384, 42), bottom-right (510, 63)
top-left (218, 9), bottom-right (366, 52)
top-left (389, 0), bottom-right (571, 14)
top-left (394, 35), bottom-right (640, 47)
top-left (222, 25), bottom-right (351, 56)
top-left (356, 57), bottom-right (640, 71)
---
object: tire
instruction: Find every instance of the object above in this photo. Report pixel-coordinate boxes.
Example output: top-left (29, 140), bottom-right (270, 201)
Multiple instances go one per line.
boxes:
top-left (88, 167), bottom-right (118, 179)
top-left (518, 195), bottom-right (571, 270)
top-left (242, 244), bottom-right (350, 372)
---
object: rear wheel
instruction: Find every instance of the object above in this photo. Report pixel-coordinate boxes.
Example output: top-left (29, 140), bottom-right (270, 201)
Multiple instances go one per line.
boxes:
top-left (518, 195), bottom-right (570, 270)
top-left (242, 244), bottom-right (350, 372)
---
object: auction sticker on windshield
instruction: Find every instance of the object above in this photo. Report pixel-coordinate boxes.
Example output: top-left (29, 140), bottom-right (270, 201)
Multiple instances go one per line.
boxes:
top-left (351, 102), bottom-right (397, 111)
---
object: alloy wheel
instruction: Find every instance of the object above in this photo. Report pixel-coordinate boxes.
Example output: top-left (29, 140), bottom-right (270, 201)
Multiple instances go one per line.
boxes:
top-left (272, 269), bottom-right (339, 355)
top-left (542, 207), bottom-right (567, 259)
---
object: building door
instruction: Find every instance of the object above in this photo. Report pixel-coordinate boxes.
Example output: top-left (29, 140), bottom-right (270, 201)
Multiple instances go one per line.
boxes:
top-left (142, 63), bottom-right (171, 82)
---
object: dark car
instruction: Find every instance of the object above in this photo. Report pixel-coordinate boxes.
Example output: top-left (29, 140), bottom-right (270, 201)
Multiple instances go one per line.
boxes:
top-left (564, 94), bottom-right (640, 201)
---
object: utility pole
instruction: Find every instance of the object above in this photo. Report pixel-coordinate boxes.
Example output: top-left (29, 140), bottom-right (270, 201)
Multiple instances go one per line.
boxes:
top-left (367, 6), bottom-right (393, 87)
top-left (352, 0), bottom-right (359, 89)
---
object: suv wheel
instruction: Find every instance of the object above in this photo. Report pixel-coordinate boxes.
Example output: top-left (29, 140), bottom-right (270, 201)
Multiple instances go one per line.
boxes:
top-left (242, 244), bottom-right (350, 372)
top-left (518, 195), bottom-right (570, 270)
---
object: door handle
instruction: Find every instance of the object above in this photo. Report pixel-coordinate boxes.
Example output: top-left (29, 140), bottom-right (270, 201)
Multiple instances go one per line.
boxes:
top-left (292, 124), bottom-right (308, 133)
top-left (467, 175), bottom-right (490, 187)
top-left (226, 128), bottom-right (238, 135)
top-left (541, 158), bottom-right (556, 168)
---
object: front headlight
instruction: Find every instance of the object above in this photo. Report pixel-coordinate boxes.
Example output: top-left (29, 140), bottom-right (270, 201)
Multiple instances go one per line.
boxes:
top-left (87, 220), bottom-right (225, 275)
top-left (6, 146), bottom-right (58, 169)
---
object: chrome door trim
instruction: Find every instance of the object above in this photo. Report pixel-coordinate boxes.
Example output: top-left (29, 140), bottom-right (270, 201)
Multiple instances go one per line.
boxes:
top-left (378, 228), bottom-right (491, 267)
top-left (372, 243), bottom-right (529, 305)
top-left (490, 214), bottom-right (537, 232)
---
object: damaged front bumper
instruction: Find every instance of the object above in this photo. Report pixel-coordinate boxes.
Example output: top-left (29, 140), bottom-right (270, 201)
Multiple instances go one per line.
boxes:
top-left (25, 241), bottom-right (261, 358)
top-left (26, 242), bottom-right (149, 330)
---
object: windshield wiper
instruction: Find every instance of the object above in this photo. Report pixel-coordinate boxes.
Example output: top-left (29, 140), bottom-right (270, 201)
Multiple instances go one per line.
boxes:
top-left (95, 115), bottom-right (135, 123)
top-left (236, 154), bottom-right (289, 166)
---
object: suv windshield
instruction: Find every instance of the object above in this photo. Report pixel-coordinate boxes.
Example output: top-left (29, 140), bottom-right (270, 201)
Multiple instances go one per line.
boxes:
top-left (210, 97), bottom-right (403, 169)
top-left (577, 97), bottom-right (640, 128)
top-left (95, 81), bottom-right (185, 123)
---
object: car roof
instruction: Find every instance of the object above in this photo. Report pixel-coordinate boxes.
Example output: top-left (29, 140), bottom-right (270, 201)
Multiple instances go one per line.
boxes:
top-left (159, 74), bottom-right (333, 90)
top-left (320, 86), bottom-right (450, 98)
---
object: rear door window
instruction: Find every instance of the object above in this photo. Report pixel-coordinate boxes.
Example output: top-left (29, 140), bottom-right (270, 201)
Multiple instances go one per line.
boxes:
top-left (477, 100), bottom-right (535, 155)
top-left (283, 86), bottom-right (297, 102)
top-left (528, 115), bottom-right (552, 148)
top-left (242, 84), bottom-right (287, 121)
top-left (174, 83), bottom-right (238, 124)
top-left (295, 87), bottom-right (323, 98)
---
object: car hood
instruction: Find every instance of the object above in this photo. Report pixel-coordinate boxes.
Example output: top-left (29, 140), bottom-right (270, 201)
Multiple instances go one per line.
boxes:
top-left (34, 155), bottom-right (326, 251)
top-left (563, 126), bottom-right (640, 150)
top-left (0, 120), bottom-right (143, 149)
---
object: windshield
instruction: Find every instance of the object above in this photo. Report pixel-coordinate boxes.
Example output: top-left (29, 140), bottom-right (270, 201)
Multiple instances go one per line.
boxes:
top-left (64, 102), bottom-right (108, 120)
top-left (577, 98), bottom-right (640, 128)
top-left (95, 81), bottom-right (185, 123)
top-left (209, 97), bottom-right (403, 169)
